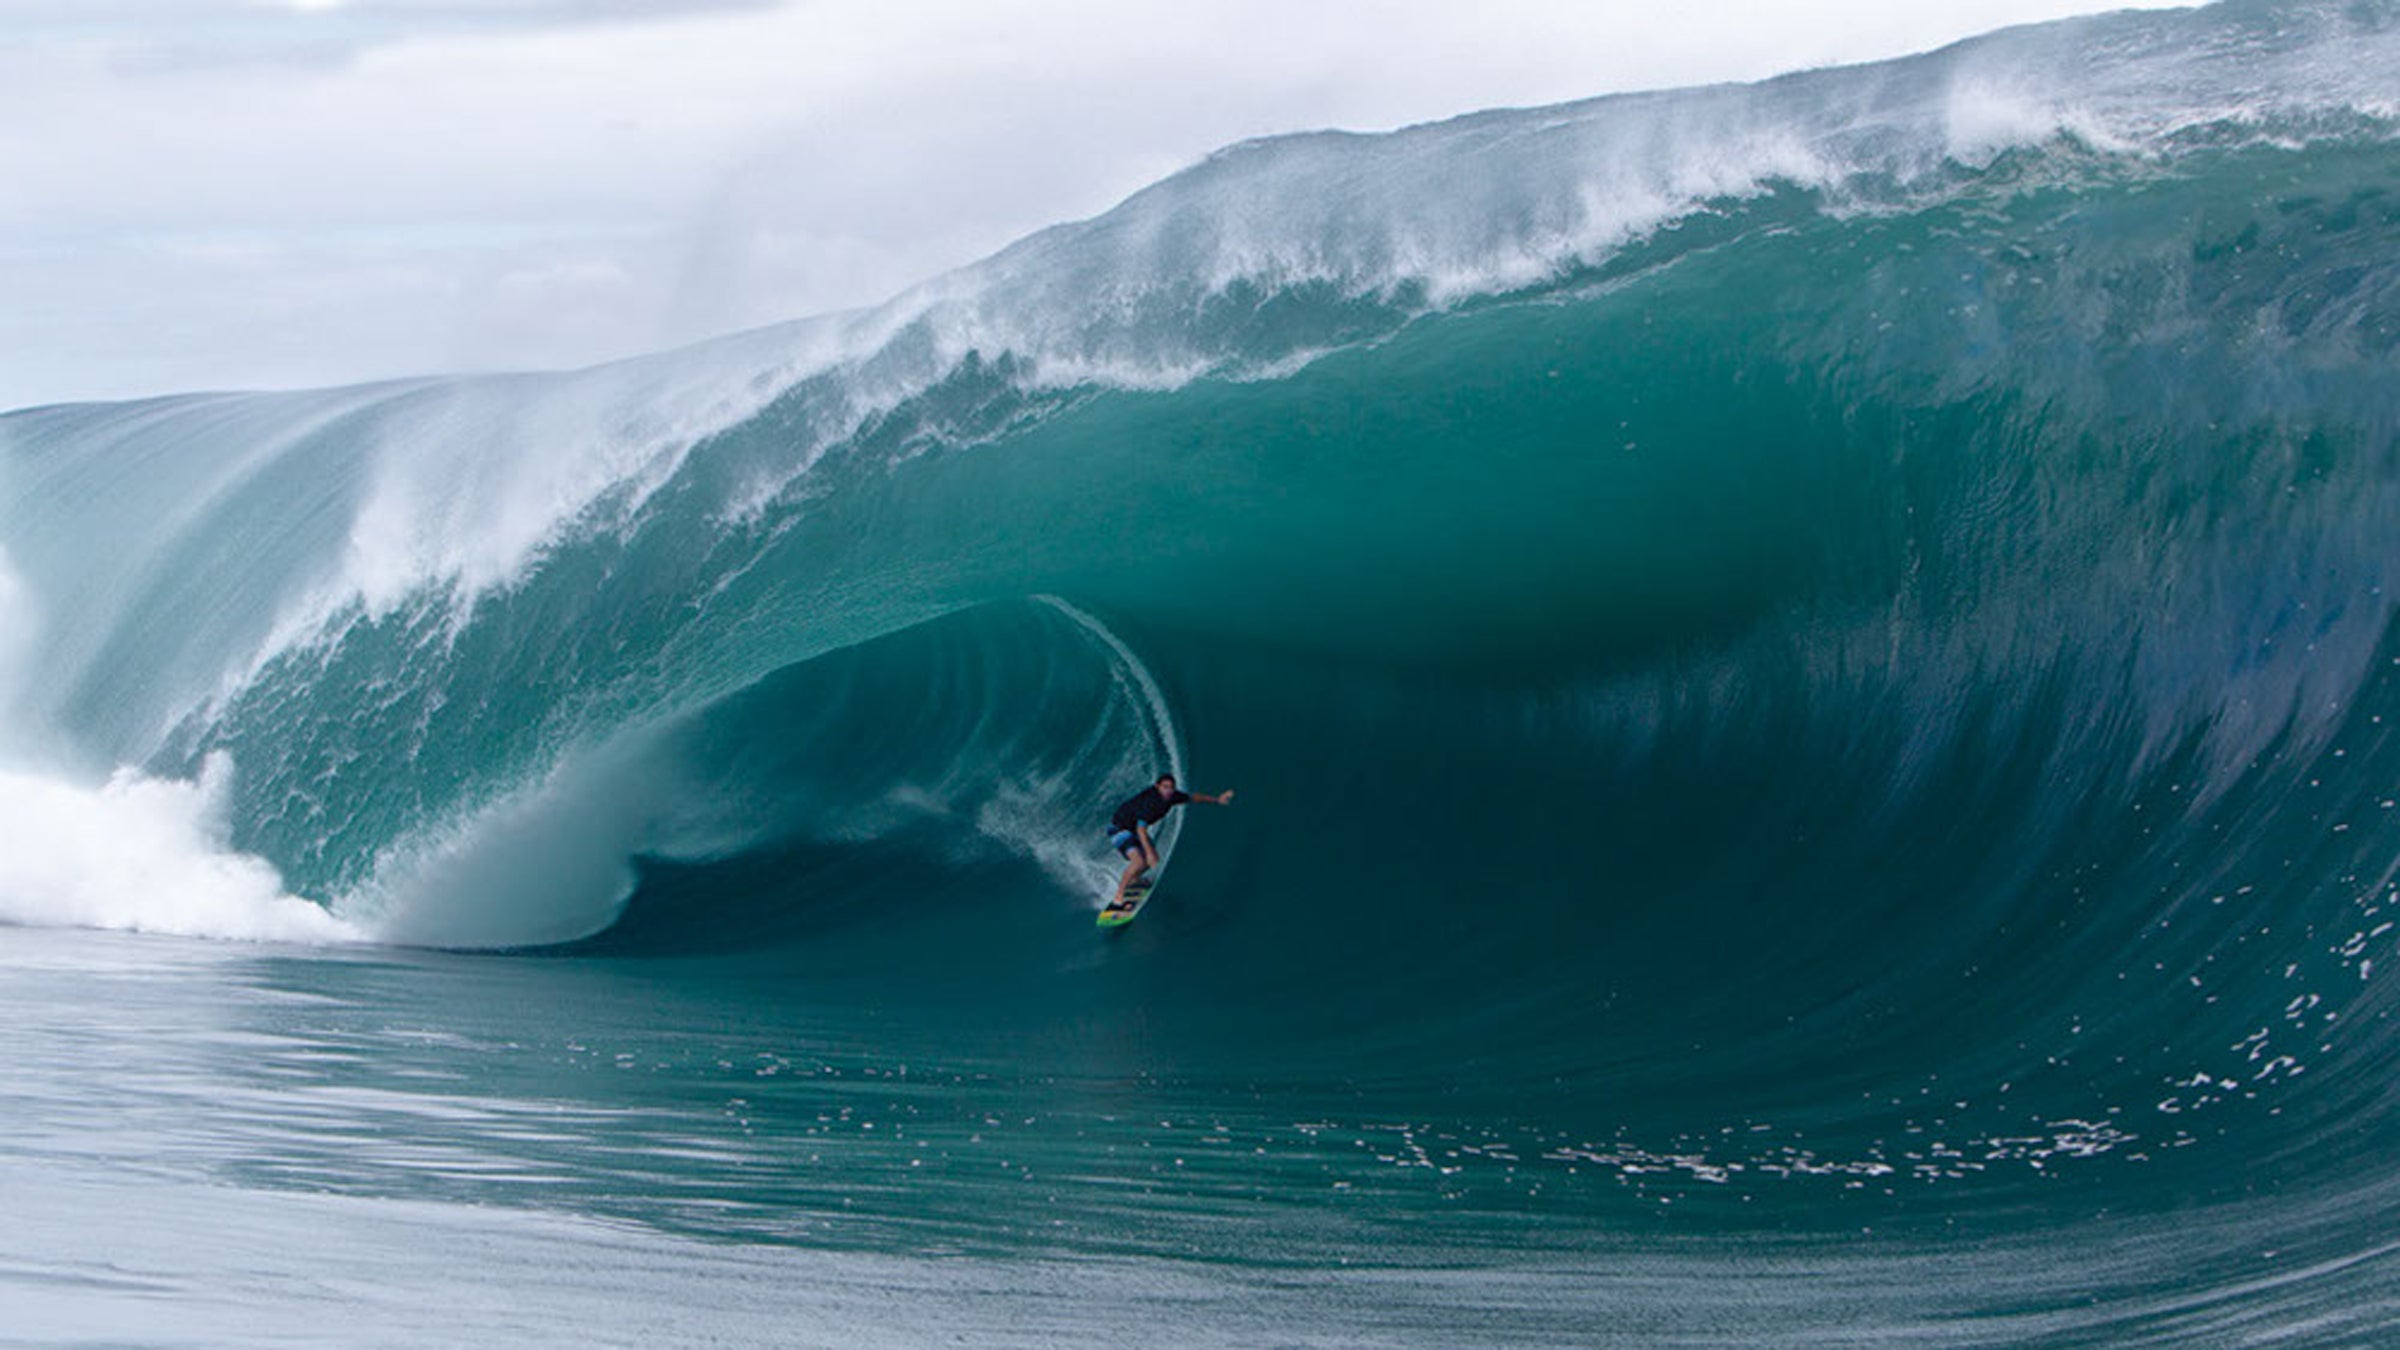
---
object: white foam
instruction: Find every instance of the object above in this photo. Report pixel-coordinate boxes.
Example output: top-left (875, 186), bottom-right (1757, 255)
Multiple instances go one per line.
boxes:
top-left (0, 754), bottom-right (356, 943)
top-left (0, 545), bottom-right (346, 944)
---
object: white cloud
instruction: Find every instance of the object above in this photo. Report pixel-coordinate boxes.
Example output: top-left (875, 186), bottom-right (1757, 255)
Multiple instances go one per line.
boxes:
top-left (0, 0), bottom-right (2190, 409)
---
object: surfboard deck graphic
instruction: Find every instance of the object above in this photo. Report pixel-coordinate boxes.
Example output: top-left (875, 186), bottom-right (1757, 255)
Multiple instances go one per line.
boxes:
top-left (1097, 877), bottom-right (1154, 929)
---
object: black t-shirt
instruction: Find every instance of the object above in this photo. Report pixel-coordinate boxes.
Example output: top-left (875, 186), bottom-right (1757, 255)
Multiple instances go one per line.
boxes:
top-left (1110, 786), bottom-right (1190, 832)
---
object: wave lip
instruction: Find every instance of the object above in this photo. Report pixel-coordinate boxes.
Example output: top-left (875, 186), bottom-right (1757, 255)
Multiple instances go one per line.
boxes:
top-left (7, 1), bottom-right (2395, 768)
top-left (860, 0), bottom-right (2400, 386)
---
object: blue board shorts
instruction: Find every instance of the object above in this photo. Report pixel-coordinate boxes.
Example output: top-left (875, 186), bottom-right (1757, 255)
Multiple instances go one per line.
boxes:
top-left (1110, 828), bottom-right (1141, 855)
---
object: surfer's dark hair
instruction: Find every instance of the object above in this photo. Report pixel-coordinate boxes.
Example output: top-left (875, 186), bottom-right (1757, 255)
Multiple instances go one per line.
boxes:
top-left (1156, 772), bottom-right (1177, 786)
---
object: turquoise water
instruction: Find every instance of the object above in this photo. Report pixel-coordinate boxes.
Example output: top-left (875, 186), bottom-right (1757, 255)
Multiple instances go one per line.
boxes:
top-left (10, 923), bottom-right (2400, 1346)
top-left (7, 2), bottom-right (2400, 1343)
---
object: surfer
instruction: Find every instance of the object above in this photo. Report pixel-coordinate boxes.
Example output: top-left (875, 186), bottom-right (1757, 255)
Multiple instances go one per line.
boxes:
top-left (1108, 773), bottom-right (1233, 895)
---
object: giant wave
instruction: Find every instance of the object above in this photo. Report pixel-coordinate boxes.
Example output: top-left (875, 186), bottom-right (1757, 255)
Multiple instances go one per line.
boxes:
top-left (4, 0), bottom-right (2400, 1283)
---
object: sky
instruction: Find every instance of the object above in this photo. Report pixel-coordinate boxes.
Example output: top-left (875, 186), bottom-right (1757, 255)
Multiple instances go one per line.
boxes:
top-left (0, 0), bottom-right (2192, 410)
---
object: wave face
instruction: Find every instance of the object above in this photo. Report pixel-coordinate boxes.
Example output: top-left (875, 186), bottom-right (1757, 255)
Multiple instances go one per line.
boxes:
top-left (7, 0), bottom-right (2400, 1325)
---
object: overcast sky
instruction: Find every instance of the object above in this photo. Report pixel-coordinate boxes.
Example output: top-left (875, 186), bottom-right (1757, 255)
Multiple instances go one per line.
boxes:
top-left (0, 0), bottom-right (2188, 410)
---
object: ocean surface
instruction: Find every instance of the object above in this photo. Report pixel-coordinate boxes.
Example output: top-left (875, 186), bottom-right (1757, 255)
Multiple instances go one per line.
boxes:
top-left (6, 2), bottom-right (2400, 1344)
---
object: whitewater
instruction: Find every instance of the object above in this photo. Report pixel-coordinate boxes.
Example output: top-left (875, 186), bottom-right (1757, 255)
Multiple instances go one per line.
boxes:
top-left (7, 1), bottom-right (2400, 1344)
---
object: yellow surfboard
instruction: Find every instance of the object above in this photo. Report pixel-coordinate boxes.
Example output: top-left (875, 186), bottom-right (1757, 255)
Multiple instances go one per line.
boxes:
top-left (1096, 877), bottom-right (1154, 929)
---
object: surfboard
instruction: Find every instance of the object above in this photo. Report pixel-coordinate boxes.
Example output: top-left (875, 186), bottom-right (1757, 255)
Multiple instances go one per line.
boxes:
top-left (1097, 877), bottom-right (1154, 929)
